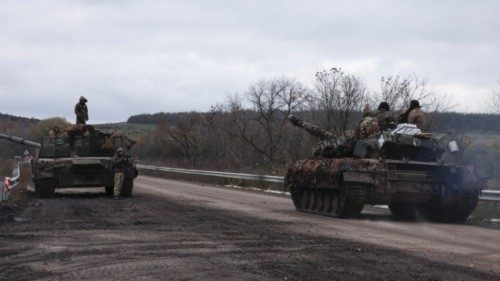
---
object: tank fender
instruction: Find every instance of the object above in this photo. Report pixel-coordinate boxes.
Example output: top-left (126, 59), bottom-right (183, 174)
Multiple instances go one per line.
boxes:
top-left (342, 171), bottom-right (375, 184)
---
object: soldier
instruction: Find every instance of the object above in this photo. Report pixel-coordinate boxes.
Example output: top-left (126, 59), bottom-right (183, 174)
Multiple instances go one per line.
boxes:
top-left (363, 102), bottom-right (397, 131)
top-left (399, 100), bottom-right (425, 129)
top-left (48, 126), bottom-right (60, 140)
top-left (357, 116), bottom-right (380, 138)
top-left (75, 96), bottom-right (89, 125)
top-left (112, 148), bottom-right (129, 199)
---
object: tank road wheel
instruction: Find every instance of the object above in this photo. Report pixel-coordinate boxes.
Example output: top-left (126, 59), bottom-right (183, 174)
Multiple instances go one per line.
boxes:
top-left (290, 186), bottom-right (305, 210)
top-left (327, 191), bottom-right (342, 216)
top-left (35, 179), bottom-right (56, 198)
top-left (300, 188), bottom-right (310, 210)
top-left (120, 179), bottom-right (134, 197)
top-left (105, 185), bottom-right (114, 196)
top-left (330, 184), bottom-right (365, 218)
top-left (323, 190), bottom-right (334, 213)
top-left (307, 189), bottom-right (317, 211)
top-left (315, 189), bottom-right (325, 212)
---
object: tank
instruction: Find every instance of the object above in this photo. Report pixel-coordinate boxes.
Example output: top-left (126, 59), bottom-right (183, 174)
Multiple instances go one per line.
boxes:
top-left (285, 116), bottom-right (484, 222)
top-left (0, 125), bottom-right (138, 198)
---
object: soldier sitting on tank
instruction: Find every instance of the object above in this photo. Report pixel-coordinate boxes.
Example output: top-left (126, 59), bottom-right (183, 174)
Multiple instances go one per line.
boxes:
top-left (356, 115), bottom-right (380, 139)
top-left (48, 126), bottom-right (60, 141)
top-left (65, 124), bottom-right (95, 157)
top-left (111, 148), bottom-right (129, 199)
top-left (399, 100), bottom-right (425, 129)
top-left (363, 102), bottom-right (397, 131)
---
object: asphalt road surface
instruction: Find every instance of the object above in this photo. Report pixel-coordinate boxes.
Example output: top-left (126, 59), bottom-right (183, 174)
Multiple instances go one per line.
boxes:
top-left (1, 175), bottom-right (500, 280)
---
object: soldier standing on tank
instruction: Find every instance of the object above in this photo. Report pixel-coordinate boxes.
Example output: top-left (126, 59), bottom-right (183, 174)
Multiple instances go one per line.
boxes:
top-left (399, 100), bottom-right (425, 129)
top-left (112, 148), bottom-right (128, 199)
top-left (75, 96), bottom-right (89, 125)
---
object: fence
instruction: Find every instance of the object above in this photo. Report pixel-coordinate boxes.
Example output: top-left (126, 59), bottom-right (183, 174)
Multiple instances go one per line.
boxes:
top-left (136, 164), bottom-right (500, 202)
top-left (1, 161), bottom-right (25, 201)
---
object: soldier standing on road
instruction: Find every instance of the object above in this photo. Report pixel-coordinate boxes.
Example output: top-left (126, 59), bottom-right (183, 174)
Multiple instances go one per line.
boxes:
top-left (399, 100), bottom-right (425, 129)
top-left (75, 96), bottom-right (89, 125)
top-left (112, 148), bottom-right (128, 199)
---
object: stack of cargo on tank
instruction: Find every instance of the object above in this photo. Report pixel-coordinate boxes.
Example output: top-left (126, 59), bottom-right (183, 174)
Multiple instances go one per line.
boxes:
top-left (285, 116), bottom-right (485, 223)
top-left (0, 125), bottom-right (138, 198)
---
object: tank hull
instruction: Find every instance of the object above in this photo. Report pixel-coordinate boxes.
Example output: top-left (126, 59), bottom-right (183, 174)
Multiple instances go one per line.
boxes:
top-left (32, 157), bottom-right (138, 198)
top-left (285, 158), bottom-right (481, 222)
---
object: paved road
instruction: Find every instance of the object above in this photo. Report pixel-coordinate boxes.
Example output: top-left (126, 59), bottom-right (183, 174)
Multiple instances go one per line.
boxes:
top-left (0, 175), bottom-right (499, 280)
top-left (136, 176), bottom-right (500, 273)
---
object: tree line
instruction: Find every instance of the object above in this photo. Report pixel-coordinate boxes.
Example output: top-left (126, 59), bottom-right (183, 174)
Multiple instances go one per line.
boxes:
top-left (130, 68), bottom-right (500, 174)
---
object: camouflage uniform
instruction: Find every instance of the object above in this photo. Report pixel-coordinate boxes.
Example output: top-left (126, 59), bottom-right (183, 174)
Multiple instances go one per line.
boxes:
top-left (112, 150), bottom-right (129, 197)
top-left (408, 108), bottom-right (425, 129)
top-left (75, 96), bottom-right (89, 125)
top-left (48, 127), bottom-right (60, 140)
top-left (357, 116), bottom-right (380, 138)
top-left (399, 100), bottom-right (425, 129)
top-left (363, 109), bottom-right (396, 131)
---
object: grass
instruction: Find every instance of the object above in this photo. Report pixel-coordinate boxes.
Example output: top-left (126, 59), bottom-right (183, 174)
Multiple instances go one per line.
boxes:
top-left (470, 201), bottom-right (500, 221)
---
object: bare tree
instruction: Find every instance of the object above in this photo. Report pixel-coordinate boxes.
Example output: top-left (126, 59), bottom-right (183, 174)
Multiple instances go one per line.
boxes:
top-left (309, 68), bottom-right (367, 135)
top-left (374, 75), bottom-right (453, 129)
top-left (156, 114), bottom-right (206, 166)
top-left (482, 81), bottom-right (500, 114)
top-left (223, 78), bottom-right (307, 171)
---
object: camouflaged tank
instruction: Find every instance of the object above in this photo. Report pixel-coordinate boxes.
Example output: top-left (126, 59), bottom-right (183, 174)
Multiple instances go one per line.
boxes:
top-left (285, 116), bottom-right (484, 222)
top-left (0, 125), bottom-right (138, 198)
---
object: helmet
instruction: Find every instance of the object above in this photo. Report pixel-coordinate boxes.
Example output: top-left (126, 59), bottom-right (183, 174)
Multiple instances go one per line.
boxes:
top-left (377, 102), bottom-right (390, 111)
top-left (79, 96), bottom-right (88, 103)
top-left (116, 148), bottom-right (125, 154)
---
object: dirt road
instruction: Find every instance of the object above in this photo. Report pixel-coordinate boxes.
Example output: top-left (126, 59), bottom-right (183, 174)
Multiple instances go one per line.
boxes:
top-left (1, 176), bottom-right (499, 280)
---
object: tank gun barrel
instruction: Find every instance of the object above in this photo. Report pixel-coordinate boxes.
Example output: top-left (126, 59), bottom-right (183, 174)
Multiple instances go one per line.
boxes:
top-left (0, 132), bottom-right (41, 148)
top-left (289, 115), bottom-right (335, 140)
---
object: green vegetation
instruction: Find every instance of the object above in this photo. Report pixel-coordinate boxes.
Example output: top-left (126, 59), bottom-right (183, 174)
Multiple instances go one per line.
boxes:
top-left (470, 201), bottom-right (500, 221)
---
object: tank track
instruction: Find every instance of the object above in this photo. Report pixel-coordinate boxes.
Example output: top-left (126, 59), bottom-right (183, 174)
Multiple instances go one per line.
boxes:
top-left (290, 184), bottom-right (369, 218)
top-left (389, 189), bottom-right (479, 223)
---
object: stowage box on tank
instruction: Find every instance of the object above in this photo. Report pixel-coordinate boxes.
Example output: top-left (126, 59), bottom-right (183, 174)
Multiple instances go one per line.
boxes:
top-left (285, 116), bottom-right (484, 223)
top-left (0, 126), bottom-right (138, 198)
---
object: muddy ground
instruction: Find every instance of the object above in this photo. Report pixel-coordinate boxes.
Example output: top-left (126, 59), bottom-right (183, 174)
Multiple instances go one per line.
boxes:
top-left (1, 178), bottom-right (499, 280)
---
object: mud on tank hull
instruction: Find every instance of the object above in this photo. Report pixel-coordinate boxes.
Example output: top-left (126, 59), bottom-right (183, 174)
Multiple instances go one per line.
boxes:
top-left (285, 158), bottom-right (481, 222)
top-left (32, 157), bottom-right (137, 198)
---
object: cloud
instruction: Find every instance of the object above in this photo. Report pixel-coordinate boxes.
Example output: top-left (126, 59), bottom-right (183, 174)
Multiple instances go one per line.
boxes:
top-left (0, 0), bottom-right (499, 122)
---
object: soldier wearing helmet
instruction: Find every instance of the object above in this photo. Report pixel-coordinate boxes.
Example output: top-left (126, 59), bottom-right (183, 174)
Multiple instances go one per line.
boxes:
top-left (362, 102), bottom-right (397, 131)
top-left (75, 96), bottom-right (89, 125)
top-left (399, 100), bottom-right (425, 129)
top-left (112, 147), bottom-right (128, 199)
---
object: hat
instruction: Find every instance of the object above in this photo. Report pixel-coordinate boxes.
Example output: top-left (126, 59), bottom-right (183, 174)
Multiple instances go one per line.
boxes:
top-left (377, 102), bottom-right (390, 111)
top-left (409, 100), bottom-right (421, 109)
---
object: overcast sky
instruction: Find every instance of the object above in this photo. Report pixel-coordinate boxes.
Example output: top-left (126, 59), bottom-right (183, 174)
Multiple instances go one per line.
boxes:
top-left (0, 0), bottom-right (499, 123)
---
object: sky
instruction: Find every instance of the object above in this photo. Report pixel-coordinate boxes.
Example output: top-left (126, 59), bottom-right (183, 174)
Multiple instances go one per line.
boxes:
top-left (0, 0), bottom-right (499, 123)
